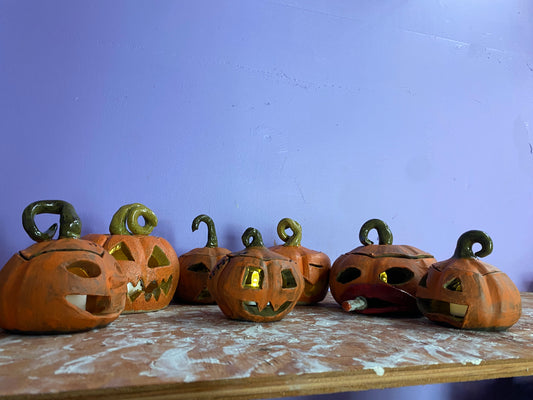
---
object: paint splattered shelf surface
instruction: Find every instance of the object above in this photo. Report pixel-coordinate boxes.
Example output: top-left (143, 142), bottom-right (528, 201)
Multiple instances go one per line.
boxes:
top-left (1, 293), bottom-right (532, 400)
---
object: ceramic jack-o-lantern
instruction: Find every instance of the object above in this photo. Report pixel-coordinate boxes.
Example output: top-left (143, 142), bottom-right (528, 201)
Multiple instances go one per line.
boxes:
top-left (270, 218), bottom-right (331, 304)
top-left (416, 230), bottom-right (521, 331)
top-left (208, 227), bottom-right (304, 322)
top-left (84, 203), bottom-right (179, 313)
top-left (329, 219), bottom-right (436, 315)
top-left (0, 200), bottom-right (127, 333)
top-left (174, 214), bottom-right (230, 304)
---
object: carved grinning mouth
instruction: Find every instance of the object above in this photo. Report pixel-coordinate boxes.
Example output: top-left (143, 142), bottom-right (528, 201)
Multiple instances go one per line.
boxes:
top-left (65, 295), bottom-right (113, 315)
top-left (126, 275), bottom-right (173, 302)
top-left (417, 298), bottom-right (469, 320)
top-left (242, 301), bottom-right (292, 317)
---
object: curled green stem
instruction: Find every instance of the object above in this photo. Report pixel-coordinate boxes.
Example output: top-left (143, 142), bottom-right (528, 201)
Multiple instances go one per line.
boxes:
top-left (242, 227), bottom-right (265, 248)
top-left (453, 230), bottom-right (493, 259)
top-left (109, 203), bottom-right (158, 236)
top-left (277, 218), bottom-right (302, 247)
top-left (359, 219), bottom-right (393, 246)
top-left (192, 214), bottom-right (218, 248)
top-left (22, 200), bottom-right (81, 242)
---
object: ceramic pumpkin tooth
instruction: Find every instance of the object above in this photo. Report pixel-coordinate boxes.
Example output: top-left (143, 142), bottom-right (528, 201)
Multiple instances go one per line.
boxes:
top-left (83, 203), bottom-right (179, 313)
top-left (0, 200), bottom-right (127, 333)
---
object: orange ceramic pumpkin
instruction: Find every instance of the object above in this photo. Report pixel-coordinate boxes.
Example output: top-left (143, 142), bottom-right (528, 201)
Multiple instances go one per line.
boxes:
top-left (174, 214), bottom-right (230, 304)
top-left (0, 200), bottom-right (127, 333)
top-left (270, 218), bottom-right (330, 304)
top-left (416, 230), bottom-right (521, 330)
top-left (84, 203), bottom-right (179, 313)
top-left (208, 227), bottom-right (304, 322)
top-left (330, 219), bottom-right (435, 315)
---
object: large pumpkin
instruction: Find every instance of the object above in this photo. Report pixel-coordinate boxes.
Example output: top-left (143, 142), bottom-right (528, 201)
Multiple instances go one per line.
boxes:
top-left (0, 200), bottom-right (127, 333)
top-left (174, 214), bottom-right (230, 304)
top-left (330, 219), bottom-right (435, 315)
top-left (416, 230), bottom-right (521, 330)
top-left (269, 218), bottom-right (330, 304)
top-left (84, 203), bottom-right (179, 313)
top-left (208, 227), bottom-right (304, 322)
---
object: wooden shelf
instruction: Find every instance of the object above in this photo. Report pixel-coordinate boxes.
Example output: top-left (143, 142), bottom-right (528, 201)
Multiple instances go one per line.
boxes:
top-left (1, 293), bottom-right (532, 400)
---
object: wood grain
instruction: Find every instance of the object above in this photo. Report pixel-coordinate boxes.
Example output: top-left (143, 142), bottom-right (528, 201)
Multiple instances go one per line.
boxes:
top-left (1, 293), bottom-right (532, 400)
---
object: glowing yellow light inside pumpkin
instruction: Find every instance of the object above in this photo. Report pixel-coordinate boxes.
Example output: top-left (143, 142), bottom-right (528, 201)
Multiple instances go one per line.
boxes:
top-left (69, 267), bottom-right (90, 278)
top-left (243, 267), bottom-right (263, 288)
top-left (379, 271), bottom-right (388, 283)
top-left (250, 270), bottom-right (260, 288)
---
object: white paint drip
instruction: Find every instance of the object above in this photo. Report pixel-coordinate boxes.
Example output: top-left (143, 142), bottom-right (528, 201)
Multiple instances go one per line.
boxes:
top-left (461, 358), bottom-right (483, 365)
top-left (139, 347), bottom-right (225, 382)
top-left (361, 362), bottom-right (385, 376)
top-left (54, 355), bottom-right (98, 374)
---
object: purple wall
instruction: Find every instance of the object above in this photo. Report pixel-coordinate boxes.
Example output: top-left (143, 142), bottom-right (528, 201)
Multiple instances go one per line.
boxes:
top-left (1, 1), bottom-right (532, 399)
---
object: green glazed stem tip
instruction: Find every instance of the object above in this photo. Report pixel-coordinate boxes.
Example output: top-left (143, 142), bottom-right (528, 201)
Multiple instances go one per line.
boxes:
top-left (453, 230), bottom-right (493, 259)
top-left (109, 203), bottom-right (158, 236)
top-left (242, 227), bottom-right (265, 248)
top-left (22, 200), bottom-right (81, 242)
top-left (277, 217), bottom-right (302, 247)
top-left (359, 219), bottom-right (393, 246)
top-left (192, 214), bottom-right (218, 248)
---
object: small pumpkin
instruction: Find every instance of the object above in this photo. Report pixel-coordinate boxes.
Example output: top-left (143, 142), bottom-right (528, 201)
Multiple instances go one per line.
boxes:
top-left (84, 203), bottom-right (179, 313)
top-left (174, 214), bottom-right (230, 304)
top-left (416, 230), bottom-right (521, 330)
top-left (329, 219), bottom-right (436, 315)
top-left (208, 227), bottom-right (304, 322)
top-left (0, 200), bottom-right (127, 333)
top-left (269, 218), bottom-right (331, 304)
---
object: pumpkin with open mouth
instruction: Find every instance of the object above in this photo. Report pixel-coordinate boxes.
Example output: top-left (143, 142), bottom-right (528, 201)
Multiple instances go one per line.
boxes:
top-left (0, 200), bottom-right (127, 333)
top-left (329, 219), bottom-right (436, 315)
top-left (208, 227), bottom-right (303, 322)
top-left (174, 214), bottom-right (230, 304)
top-left (84, 203), bottom-right (179, 313)
top-left (269, 218), bottom-right (330, 304)
top-left (416, 230), bottom-right (521, 330)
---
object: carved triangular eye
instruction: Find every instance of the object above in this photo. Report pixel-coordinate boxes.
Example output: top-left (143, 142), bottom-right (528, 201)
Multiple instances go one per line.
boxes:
top-left (336, 267), bottom-right (361, 284)
top-left (445, 278), bottom-right (463, 292)
top-left (109, 242), bottom-right (135, 261)
top-left (148, 246), bottom-right (170, 268)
